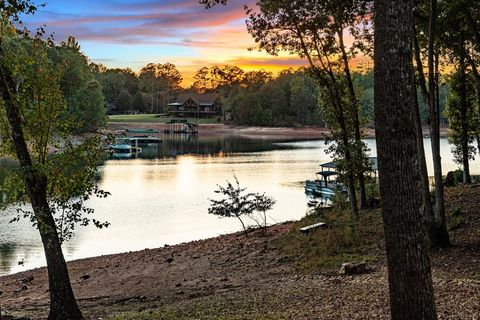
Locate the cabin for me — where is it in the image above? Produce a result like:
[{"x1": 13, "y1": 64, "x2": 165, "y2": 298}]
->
[{"x1": 167, "y1": 93, "x2": 222, "y2": 118}]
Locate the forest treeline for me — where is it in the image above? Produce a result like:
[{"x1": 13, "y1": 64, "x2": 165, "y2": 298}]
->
[{"x1": 47, "y1": 35, "x2": 449, "y2": 130}]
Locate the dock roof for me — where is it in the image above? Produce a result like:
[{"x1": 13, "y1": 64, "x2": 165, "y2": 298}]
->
[{"x1": 320, "y1": 157, "x2": 378, "y2": 171}]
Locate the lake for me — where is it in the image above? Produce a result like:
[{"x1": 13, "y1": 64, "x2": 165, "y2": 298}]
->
[{"x1": 0, "y1": 135, "x2": 477, "y2": 275}]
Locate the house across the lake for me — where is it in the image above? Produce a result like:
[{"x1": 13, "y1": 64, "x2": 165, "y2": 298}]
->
[{"x1": 167, "y1": 93, "x2": 222, "y2": 118}]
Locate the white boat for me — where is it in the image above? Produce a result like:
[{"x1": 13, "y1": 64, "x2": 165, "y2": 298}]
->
[
  {"x1": 305, "y1": 171, "x2": 341, "y2": 198},
  {"x1": 106, "y1": 144, "x2": 141, "y2": 159},
  {"x1": 305, "y1": 157, "x2": 378, "y2": 198}
]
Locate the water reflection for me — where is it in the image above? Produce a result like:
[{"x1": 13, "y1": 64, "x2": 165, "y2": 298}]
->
[
  {"x1": 0, "y1": 136, "x2": 478, "y2": 276},
  {"x1": 0, "y1": 243, "x2": 16, "y2": 272},
  {"x1": 110, "y1": 134, "x2": 300, "y2": 160}
]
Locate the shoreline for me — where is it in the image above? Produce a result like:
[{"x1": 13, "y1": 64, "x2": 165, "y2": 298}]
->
[
  {"x1": 106, "y1": 122, "x2": 448, "y2": 140},
  {"x1": 1, "y1": 185, "x2": 479, "y2": 319},
  {"x1": 0, "y1": 222, "x2": 299, "y2": 319}
]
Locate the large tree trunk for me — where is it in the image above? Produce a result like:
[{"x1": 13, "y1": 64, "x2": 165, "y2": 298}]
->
[
  {"x1": 26, "y1": 172, "x2": 84, "y2": 320},
  {"x1": 0, "y1": 44, "x2": 84, "y2": 320},
  {"x1": 338, "y1": 29, "x2": 367, "y2": 210},
  {"x1": 412, "y1": 6, "x2": 451, "y2": 248},
  {"x1": 374, "y1": 1, "x2": 438, "y2": 319}
]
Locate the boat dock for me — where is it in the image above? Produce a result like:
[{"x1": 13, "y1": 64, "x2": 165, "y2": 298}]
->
[
  {"x1": 164, "y1": 119, "x2": 198, "y2": 134},
  {"x1": 304, "y1": 157, "x2": 378, "y2": 198}
]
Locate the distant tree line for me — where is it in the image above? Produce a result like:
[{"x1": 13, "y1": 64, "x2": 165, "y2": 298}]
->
[
  {"x1": 91, "y1": 62, "x2": 183, "y2": 115},
  {"x1": 190, "y1": 65, "x2": 379, "y2": 127},
  {"x1": 51, "y1": 36, "x2": 455, "y2": 132},
  {"x1": 31, "y1": 32, "x2": 458, "y2": 135}
]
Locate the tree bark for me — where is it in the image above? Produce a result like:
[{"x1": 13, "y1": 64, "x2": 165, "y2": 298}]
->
[
  {"x1": 458, "y1": 40, "x2": 472, "y2": 184},
  {"x1": 374, "y1": 1, "x2": 438, "y2": 319},
  {"x1": 413, "y1": 80, "x2": 436, "y2": 244},
  {"x1": 412, "y1": 9, "x2": 450, "y2": 248},
  {"x1": 428, "y1": 0, "x2": 450, "y2": 247},
  {"x1": 0, "y1": 43, "x2": 84, "y2": 320}
]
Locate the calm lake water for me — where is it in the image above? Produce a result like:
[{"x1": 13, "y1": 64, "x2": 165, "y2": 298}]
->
[{"x1": 0, "y1": 135, "x2": 478, "y2": 275}]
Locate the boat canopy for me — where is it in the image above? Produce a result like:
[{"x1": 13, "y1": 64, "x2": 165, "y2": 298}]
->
[
  {"x1": 316, "y1": 170, "x2": 337, "y2": 177},
  {"x1": 320, "y1": 157, "x2": 378, "y2": 171},
  {"x1": 319, "y1": 161, "x2": 337, "y2": 169}
]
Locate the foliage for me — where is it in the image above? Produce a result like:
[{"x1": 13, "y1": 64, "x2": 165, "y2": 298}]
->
[
  {"x1": 139, "y1": 62, "x2": 183, "y2": 91},
  {"x1": 2, "y1": 138, "x2": 110, "y2": 243},
  {"x1": 107, "y1": 114, "x2": 220, "y2": 124},
  {"x1": 94, "y1": 63, "x2": 182, "y2": 114},
  {"x1": 208, "y1": 176, "x2": 275, "y2": 236},
  {"x1": 444, "y1": 71, "x2": 478, "y2": 165},
  {"x1": 449, "y1": 207, "x2": 466, "y2": 230},
  {"x1": 248, "y1": 193, "x2": 276, "y2": 233},
  {"x1": 192, "y1": 65, "x2": 244, "y2": 94},
  {"x1": 48, "y1": 36, "x2": 107, "y2": 132},
  {"x1": 244, "y1": 0, "x2": 373, "y2": 213},
  {"x1": 225, "y1": 68, "x2": 326, "y2": 126},
  {"x1": 0, "y1": 21, "x2": 109, "y2": 243},
  {"x1": 92, "y1": 61, "x2": 377, "y2": 128},
  {"x1": 132, "y1": 91, "x2": 147, "y2": 113},
  {"x1": 115, "y1": 89, "x2": 133, "y2": 112},
  {"x1": 279, "y1": 207, "x2": 382, "y2": 272},
  {"x1": 290, "y1": 75, "x2": 320, "y2": 125}
]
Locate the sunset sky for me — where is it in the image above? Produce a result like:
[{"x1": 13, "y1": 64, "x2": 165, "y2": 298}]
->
[{"x1": 23, "y1": 0, "x2": 311, "y2": 86}]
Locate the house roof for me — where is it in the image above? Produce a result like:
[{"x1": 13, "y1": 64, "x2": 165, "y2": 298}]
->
[{"x1": 168, "y1": 93, "x2": 219, "y2": 106}]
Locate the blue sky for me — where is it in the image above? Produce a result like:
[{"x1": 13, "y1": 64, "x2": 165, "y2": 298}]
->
[{"x1": 21, "y1": 0, "x2": 307, "y2": 85}]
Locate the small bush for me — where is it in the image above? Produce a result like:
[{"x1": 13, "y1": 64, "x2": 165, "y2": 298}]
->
[{"x1": 449, "y1": 207, "x2": 466, "y2": 230}]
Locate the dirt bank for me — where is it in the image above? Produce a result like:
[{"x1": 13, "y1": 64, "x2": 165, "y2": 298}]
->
[
  {"x1": 107, "y1": 123, "x2": 370, "y2": 140},
  {"x1": 1, "y1": 185, "x2": 479, "y2": 319},
  {"x1": 106, "y1": 122, "x2": 448, "y2": 140}
]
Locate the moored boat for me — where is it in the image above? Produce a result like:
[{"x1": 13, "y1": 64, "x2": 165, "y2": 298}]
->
[{"x1": 105, "y1": 144, "x2": 142, "y2": 159}]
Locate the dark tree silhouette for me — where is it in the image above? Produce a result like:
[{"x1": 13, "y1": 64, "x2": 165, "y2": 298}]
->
[{"x1": 374, "y1": 0, "x2": 438, "y2": 319}]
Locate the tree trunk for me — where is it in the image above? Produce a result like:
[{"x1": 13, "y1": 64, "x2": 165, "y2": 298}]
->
[
  {"x1": 428, "y1": 0, "x2": 450, "y2": 246},
  {"x1": 458, "y1": 41, "x2": 472, "y2": 184},
  {"x1": 296, "y1": 30, "x2": 358, "y2": 216},
  {"x1": 413, "y1": 81, "x2": 436, "y2": 244},
  {"x1": 413, "y1": 5, "x2": 450, "y2": 248},
  {"x1": 374, "y1": 1, "x2": 438, "y2": 319},
  {"x1": 338, "y1": 29, "x2": 367, "y2": 210},
  {"x1": 0, "y1": 44, "x2": 84, "y2": 320},
  {"x1": 28, "y1": 175, "x2": 84, "y2": 320}
]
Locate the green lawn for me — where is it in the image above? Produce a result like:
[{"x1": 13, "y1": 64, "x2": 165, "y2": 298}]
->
[{"x1": 108, "y1": 114, "x2": 223, "y2": 124}]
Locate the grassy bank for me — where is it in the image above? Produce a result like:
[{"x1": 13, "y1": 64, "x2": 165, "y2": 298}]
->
[
  {"x1": 108, "y1": 114, "x2": 222, "y2": 124},
  {"x1": 279, "y1": 206, "x2": 384, "y2": 272}
]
